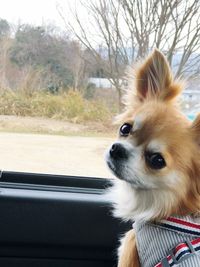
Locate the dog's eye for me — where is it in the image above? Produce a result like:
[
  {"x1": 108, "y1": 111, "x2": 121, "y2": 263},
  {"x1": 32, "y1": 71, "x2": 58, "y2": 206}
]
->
[
  {"x1": 120, "y1": 123, "x2": 132, "y2": 136},
  {"x1": 145, "y1": 152, "x2": 166, "y2": 170}
]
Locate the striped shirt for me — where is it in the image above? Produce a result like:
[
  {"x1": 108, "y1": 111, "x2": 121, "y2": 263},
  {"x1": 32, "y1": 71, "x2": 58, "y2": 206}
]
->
[{"x1": 134, "y1": 216, "x2": 200, "y2": 267}]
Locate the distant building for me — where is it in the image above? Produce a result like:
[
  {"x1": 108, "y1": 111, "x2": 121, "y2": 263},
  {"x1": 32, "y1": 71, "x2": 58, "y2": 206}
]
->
[
  {"x1": 88, "y1": 77, "x2": 200, "y2": 101},
  {"x1": 88, "y1": 77, "x2": 128, "y2": 89},
  {"x1": 88, "y1": 78, "x2": 113, "y2": 89}
]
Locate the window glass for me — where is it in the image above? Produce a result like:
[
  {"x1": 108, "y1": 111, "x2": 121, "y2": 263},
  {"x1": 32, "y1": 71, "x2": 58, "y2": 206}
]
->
[{"x1": 0, "y1": 0, "x2": 198, "y2": 178}]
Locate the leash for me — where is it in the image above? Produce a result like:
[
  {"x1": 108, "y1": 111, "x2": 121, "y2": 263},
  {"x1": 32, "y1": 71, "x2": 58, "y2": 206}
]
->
[{"x1": 154, "y1": 217, "x2": 200, "y2": 267}]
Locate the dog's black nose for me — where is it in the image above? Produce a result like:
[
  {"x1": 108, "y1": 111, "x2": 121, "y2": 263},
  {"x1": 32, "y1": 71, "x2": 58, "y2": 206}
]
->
[{"x1": 110, "y1": 143, "x2": 128, "y2": 160}]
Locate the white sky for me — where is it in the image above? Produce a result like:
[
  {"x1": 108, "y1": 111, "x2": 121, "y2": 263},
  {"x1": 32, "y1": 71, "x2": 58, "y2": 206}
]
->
[{"x1": 0, "y1": 0, "x2": 71, "y2": 29}]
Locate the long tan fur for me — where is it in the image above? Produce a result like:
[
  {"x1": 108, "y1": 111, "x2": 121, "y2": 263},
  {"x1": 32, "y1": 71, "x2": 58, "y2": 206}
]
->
[
  {"x1": 111, "y1": 49, "x2": 200, "y2": 266},
  {"x1": 118, "y1": 230, "x2": 140, "y2": 267}
]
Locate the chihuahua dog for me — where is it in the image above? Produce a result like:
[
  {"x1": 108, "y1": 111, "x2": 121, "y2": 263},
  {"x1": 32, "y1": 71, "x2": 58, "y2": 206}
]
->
[{"x1": 105, "y1": 49, "x2": 200, "y2": 267}]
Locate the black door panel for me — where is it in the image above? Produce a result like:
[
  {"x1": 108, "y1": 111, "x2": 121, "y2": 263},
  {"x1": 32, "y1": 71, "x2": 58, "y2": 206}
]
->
[{"x1": 0, "y1": 172, "x2": 131, "y2": 267}]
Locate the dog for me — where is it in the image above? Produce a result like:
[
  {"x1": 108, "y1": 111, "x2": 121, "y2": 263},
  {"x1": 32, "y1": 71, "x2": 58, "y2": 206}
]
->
[{"x1": 105, "y1": 49, "x2": 200, "y2": 267}]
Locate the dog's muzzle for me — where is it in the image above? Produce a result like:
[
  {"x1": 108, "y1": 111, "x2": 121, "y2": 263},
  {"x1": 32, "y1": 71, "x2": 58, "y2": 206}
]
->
[{"x1": 109, "y1": 143, "x2": 129, "y2": 160}]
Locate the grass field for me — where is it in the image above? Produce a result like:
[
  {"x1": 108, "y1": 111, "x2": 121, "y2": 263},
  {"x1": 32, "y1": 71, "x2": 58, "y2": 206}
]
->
[{"x1": 0, "y1": 89, "x2": 117, "y2": 123}]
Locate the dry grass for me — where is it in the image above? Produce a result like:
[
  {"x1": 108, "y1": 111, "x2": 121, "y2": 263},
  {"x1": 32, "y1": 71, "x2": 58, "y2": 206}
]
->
[{"x1": 0, "y1": 89, "x2": 115, "y2": 124}]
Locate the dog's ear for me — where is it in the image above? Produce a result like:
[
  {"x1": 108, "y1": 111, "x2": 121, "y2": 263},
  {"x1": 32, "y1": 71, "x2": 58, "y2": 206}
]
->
[
  {"x1": 135, "y1": 49, "x2": 183, "y2": 102},
  {"x1": 191, "y1": 114, "x2": 200, "y2": 145}
]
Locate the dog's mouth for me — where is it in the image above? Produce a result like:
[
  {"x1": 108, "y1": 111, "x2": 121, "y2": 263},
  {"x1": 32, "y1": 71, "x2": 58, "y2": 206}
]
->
[
  {"x1": 106, "y1": 158, "x2": 147, "y2": 189},
  {"x1": 106, "y1": 159, "x2": 121, "y2": 177}
]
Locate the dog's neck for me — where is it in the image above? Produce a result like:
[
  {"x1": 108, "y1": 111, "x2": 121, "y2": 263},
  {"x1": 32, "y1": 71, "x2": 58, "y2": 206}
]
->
[{"x1": 108, "y1": 179, "x2": 196, "y2": 223}]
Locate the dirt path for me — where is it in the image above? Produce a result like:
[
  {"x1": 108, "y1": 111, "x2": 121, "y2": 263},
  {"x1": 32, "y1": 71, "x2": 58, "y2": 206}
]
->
[
  {"x1": 0, "y1": 132, "x2": 115, "y2": 178},
  {"x1": 0, "y1": 115, "x2": 116, "y2": 137}
]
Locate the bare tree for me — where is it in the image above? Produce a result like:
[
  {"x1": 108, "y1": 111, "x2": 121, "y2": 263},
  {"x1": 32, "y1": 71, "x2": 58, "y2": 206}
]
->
[
  {"x1": 58, "y1": 0, "x2": 200, "y2": 108},
  {"x1": 66, "y1": 41, "x2": 87, "y2": 90}
]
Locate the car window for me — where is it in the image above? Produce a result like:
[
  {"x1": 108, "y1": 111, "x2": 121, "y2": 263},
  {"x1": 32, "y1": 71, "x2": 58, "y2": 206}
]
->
[{"x1": 0, "y1": 0, "x2": 198, "y2": 179}]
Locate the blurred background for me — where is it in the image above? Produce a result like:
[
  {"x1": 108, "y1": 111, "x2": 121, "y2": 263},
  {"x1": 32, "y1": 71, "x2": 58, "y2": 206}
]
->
[{"x1": 0, "y1": 0, "x2": 198, "y2": 177}]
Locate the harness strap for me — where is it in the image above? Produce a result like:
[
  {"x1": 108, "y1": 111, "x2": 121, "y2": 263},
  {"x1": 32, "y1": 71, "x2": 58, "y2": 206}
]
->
[
  {"x1": 154, "y1": 237, "x2": 200, "y2": 267},
  {"x1": 157, "y1": 217, "x2": 200, "y2": 237},
  {"x1": 154, "y1": 217, "x2": 200, "y2": 267}
]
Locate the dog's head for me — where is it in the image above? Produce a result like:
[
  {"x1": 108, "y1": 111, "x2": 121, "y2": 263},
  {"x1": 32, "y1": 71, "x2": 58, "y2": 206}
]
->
[{"x1": 106, "y1": 49, "x2": 200, "y2": 221}]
